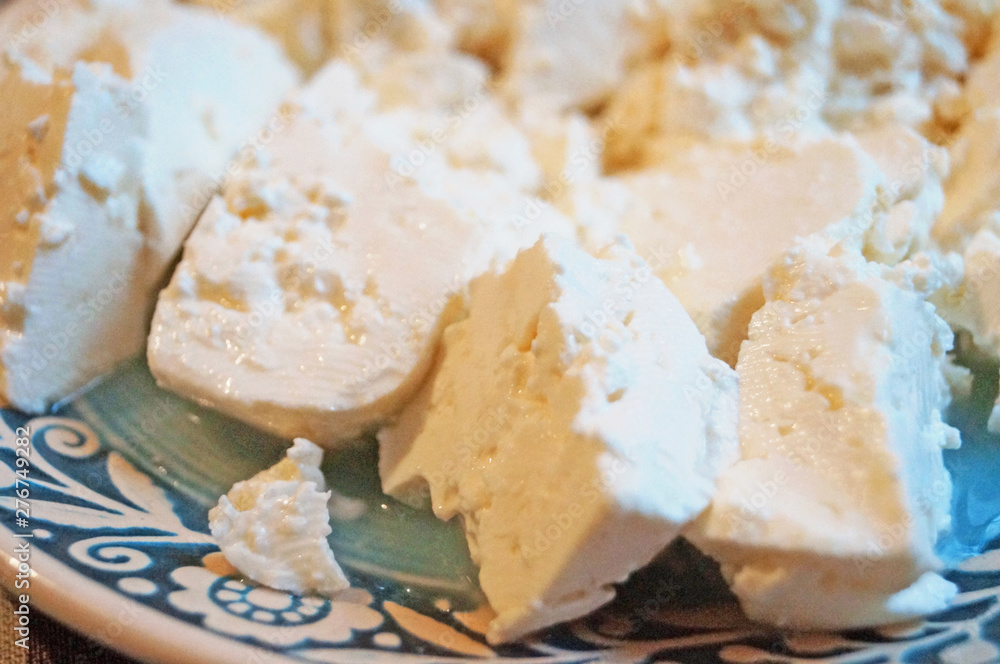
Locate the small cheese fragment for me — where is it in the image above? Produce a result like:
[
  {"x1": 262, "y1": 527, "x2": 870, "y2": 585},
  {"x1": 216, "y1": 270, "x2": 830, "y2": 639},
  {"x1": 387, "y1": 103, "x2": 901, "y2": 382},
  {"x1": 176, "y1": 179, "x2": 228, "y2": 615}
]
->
[
  {"x1": 0, "y1": 1, "x2": 297, "y2": 413},
  {"x1": 149, "y1": 62, "x2": 573, "y2": 445},
  {"x1": 611, "y1": 134, "x2": 943, "y2": 365},
  {"x1": 687, "y1": 236, "x2": 961, "y2": 630},
  {"x1": 379, "y1": 235, "x2": 739, "y2": 643},
  {"x1": 209, "y1": 438, "x2": 349, "y2": 596}
]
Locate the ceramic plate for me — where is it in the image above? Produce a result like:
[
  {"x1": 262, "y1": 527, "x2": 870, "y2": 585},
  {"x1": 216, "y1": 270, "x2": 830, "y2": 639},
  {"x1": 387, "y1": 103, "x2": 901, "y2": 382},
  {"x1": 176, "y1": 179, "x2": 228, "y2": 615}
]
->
[{"x1": 1, "y1": 354, "x2": 999, "y2": 664}]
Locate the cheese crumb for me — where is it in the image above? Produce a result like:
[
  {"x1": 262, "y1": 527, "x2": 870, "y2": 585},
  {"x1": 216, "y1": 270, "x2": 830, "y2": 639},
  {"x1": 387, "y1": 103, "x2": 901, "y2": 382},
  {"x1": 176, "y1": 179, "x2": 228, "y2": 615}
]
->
[{"x1": 209, "y1": 438, "x2": 350, "y2": 597}]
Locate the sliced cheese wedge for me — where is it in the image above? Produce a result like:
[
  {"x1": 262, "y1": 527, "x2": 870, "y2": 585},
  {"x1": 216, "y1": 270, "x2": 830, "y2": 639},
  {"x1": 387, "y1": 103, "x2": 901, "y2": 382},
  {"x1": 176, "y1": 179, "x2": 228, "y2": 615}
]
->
[
  {"x1": 687, "y1": 235, "x2": 961, "y2": 630},
  {"x1": 379, "y1": 235, "x2": 739, "y2": 643}
]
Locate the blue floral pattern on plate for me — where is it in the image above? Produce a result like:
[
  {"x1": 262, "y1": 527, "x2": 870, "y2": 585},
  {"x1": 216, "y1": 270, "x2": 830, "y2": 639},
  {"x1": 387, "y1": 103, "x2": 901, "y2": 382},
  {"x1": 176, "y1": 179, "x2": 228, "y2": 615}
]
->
[{"x1": 0, "y1": 357, "x2": 998, "y2": 663}]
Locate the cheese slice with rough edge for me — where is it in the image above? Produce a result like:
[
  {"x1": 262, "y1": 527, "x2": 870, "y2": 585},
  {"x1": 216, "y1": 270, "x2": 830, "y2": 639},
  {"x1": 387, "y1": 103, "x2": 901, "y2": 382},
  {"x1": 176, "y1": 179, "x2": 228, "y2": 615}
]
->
[
  {"x1": 379, "y1": 235, "x2": 739, "y2": 643},
  {"x1": 687, "y1": 235, "x2": 961, "y2": 630},
  {"x1": 0, "y1": 3, "x2": 297, "y2": 413},
  {"x1": 149, "y1": 64, "x2": 573, "y2": 445}
]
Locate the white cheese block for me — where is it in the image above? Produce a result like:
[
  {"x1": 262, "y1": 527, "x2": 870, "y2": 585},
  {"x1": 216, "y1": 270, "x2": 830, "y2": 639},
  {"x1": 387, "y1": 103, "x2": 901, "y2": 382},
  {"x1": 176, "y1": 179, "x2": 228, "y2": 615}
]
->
[
  {"x1": 148, "y1": 64, "x2": 574, "y2": 445},
  {"x1": 0, "y1": 62, "x2": 149, "y2": 413},
  {"x1": 379, "y1": 235, "x2": 740, "y2": 643},
  {"x1": 687, "y1": 235, "x2": 961, "y2": 630},
  {"x1": 209, "y1": 438, "x2": 350, "y2": 596},
  {"x1": 612, "y1": 134, "x2": 944, "y2": 365},
  {"x1": 0, "y1": 7, "x2": 298, "y2": 413}
]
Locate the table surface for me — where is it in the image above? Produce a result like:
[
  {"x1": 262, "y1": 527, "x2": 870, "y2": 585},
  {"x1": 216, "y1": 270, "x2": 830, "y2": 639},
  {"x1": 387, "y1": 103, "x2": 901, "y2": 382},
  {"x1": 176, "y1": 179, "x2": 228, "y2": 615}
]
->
[{"x1": 0, "y1": 590, "x2": 138, "y2": 664}]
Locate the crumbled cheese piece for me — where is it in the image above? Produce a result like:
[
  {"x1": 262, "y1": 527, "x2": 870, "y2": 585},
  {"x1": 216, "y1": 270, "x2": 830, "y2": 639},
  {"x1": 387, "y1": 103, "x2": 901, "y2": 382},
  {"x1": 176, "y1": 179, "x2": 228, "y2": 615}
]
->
[
  {"x1": 379, "y1": 235, "x2": 739, "y2": 643},
  {"x1": 687, "y1": 236, "x2": 961, "y2": 630},
  {"x1": 938, "y1": 218, "x2": 1000, "y2": 355},
  {"x1": 599, "y1": 0, "x2": 971, "y2": 169},
  {"x1": 209, "y1": 438, "x2": 350, "y2": 596}
]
